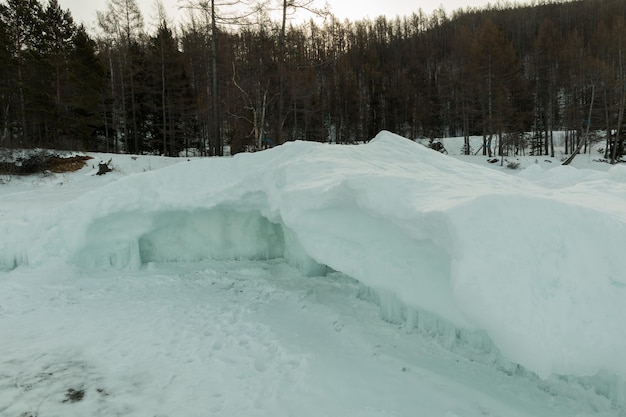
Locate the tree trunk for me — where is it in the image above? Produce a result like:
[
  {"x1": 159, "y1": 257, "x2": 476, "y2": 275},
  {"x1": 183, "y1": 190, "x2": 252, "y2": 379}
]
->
[
  {"x1": 564, "y1": 82, "x2": 595, "y2": 165},
  {"x1": 210, "y1": 0, "x2": 222, "y2": 156},
  {"x1": 161, "y1": 40, "x2": 167, "y2": 155},
  {"x1": 611, "y1": 46, "x2": 625, "y2": 164},
  {"x1": 610, "y1": 93, "x2": 624, "y2": 164},
  {"x1": 604, "y1": 87, "x2": 612, "y2": 160},
  {"x1": 277, "y1": 0, "x2": 287, "y2": 145}
]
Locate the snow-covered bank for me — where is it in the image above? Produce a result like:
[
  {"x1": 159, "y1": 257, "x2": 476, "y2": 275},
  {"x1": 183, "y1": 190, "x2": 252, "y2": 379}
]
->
[
  {"x1": 3, "y1": 260, "x2": 617, "y2": 417},
  {"x1": 2, "y1": 131, "x2": 626, "y2": 404}
]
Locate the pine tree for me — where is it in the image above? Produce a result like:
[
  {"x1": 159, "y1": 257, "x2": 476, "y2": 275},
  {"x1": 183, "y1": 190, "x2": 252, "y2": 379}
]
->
[
  {"x1": 0, "y1": 8, "x2": 13, "y2": 145},
  {"x1": 0, "y1": 0, "x2": 44, "y2": 147},
  {"x1": 67, "y1": 25, "x2": 106, "y2": 150},
  {"x1": 98, "y1": 0, "x2": 144, "y2": 154},
  {"x1": 533, "y1": 18, "x2": 561, "y2": 157},
  {"x1": 41, "y1": 0, "x2": 77, "y2": 146}
]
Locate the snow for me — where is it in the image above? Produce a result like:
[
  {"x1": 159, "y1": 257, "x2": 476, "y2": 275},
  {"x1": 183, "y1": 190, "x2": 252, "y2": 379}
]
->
[{"x1": 1, "y1": 131, "x2": 626, "y2": 416}]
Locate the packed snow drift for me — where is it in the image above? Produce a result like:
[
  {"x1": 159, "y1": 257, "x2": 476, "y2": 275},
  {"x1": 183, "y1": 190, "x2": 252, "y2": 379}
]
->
[{"x1": 2, "y1": 131, "x2": 626, "y2": 413}]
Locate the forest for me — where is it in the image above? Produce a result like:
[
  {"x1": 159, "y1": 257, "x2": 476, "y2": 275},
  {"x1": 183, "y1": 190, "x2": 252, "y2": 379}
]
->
[{"x1": 1, "y1": 0, "x2": 626, "y2": 161}]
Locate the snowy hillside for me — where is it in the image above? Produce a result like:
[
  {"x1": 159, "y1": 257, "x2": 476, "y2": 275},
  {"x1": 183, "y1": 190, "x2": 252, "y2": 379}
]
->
[{"x1": 1, "y1": 131, "x2": 625, "y2": 416}]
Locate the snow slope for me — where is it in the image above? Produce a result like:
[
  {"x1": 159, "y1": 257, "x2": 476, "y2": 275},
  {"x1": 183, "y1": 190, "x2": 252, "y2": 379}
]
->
[
  {"x1": 1, "y1": 131, "x2": 626, "y2": 415},
  {"x1": 4, "y1": 260, "x2": 618, "y2": 417}
]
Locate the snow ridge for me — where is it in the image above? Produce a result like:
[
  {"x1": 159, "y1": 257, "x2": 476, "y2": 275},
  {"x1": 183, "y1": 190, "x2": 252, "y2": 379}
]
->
[{"x1": 2, "y1": 131, "x2": 626, "y2": 406}]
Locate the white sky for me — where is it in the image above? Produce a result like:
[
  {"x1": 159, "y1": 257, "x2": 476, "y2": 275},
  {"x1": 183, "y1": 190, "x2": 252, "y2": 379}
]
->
[{"x1": 57, "y1": 0, "x2": 512, "y2": 30}]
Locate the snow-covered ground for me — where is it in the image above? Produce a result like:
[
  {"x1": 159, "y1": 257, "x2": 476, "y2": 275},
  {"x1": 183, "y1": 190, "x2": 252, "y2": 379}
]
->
[{"x1": 1, "y1": 132, "x2": 625, "y2": 417}]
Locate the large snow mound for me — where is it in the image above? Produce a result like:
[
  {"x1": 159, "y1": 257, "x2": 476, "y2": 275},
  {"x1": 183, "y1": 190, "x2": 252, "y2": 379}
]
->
[{"x1": 2, "y1": 131, "x2": 626, "y2": 383}]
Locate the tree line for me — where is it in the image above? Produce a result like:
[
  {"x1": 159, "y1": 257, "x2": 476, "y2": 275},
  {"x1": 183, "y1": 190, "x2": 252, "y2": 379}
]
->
[{"x1": 1, "y1": 0, "x2": 625, "y2": 162}]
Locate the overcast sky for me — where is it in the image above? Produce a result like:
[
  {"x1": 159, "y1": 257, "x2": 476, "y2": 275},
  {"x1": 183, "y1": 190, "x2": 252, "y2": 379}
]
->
[{"x1": 57, "y1": 0, "x2": 509, "y2": 30}]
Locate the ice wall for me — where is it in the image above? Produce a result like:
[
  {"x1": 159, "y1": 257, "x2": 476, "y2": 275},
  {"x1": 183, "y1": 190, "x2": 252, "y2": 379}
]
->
[{"x1": 2, "y1": 131, "x2": 626, "y2": 395}]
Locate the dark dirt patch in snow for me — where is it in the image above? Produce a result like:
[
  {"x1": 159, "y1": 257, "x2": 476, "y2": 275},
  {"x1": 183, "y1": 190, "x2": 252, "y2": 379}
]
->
[
  {"x1": 0, "y1": 149, "x2": 92, "y2": 175},
  {"x1": 62, "y1": 388, "x2": 85, "y2": 403},
  {"x1": 0, "y1": 355, "x2": 111, "y2": 415},
  {"x1": 48, "y1": 156, "x2": 92, "y2": 173}
]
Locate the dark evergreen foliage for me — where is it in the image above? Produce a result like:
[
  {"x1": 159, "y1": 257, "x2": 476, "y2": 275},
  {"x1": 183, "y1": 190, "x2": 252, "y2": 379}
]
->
[
  {"x1": 0, "y1": 0, "x2": 104, "y2": 150},
  {"x1": 1, "y1": 0, "x2": 626, "y2": 161}
]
